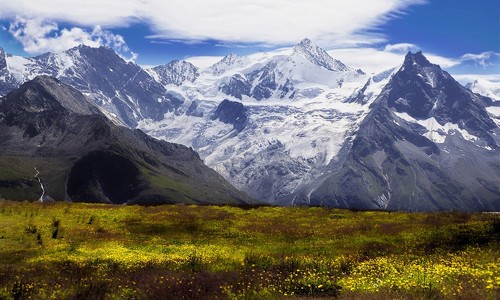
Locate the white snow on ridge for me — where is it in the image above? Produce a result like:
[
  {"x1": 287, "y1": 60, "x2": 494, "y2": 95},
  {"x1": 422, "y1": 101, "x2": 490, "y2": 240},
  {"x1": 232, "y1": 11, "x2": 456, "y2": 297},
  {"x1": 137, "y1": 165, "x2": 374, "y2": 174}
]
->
[
  {"x1": 137, "y1": 42, "x2": 395, "y2": 201},
  {"x1": 5, "y1": 55, "x2": 30, "y2": 82},
  {"x1": 486, "y1": 106, "x2": 500, "y2": 127},
  {"x1": 54, "y1": 52, "x2": 76, "y2": 78},
  {"x1": 394, "y1": 111, "x2": 479, "y2": 143}
]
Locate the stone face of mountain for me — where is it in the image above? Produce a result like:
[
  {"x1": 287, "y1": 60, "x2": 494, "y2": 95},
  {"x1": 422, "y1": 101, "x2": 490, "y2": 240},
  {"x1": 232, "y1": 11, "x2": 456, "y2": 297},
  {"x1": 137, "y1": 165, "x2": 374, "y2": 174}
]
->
[
  {"x1": 290, "y1": 52, "x2": 500, "y2": 211},
  {"x1": 0, "y1": 48, "x2": 17, "y2": 96},
  {"x1": 3, "y1": 45, "x2": 177, "y2": 127},
  {"x1": 150, "y1": 60, "x2": 199, "y2": 86},
  {"x1": 219, "y1": 74, "x2": 252, "y2": 100},
  {"x1": 210, "y1": 99, "x2": 248, "y2": 132},
  {"x1": 0, "y1": 76, "x2": 253, "y2": 205}
]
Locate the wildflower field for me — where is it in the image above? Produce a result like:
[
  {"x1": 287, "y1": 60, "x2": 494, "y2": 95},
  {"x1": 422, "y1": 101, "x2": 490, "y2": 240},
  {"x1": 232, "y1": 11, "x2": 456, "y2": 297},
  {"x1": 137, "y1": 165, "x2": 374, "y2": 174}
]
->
[{"x1": 0, "y1": 200, "x2": 498, "y2": 299}]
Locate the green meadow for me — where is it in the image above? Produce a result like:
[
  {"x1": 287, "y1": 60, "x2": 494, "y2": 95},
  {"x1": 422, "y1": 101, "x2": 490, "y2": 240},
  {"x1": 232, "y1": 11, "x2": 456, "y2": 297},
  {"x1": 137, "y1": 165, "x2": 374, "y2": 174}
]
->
[{"x1": 0, "y1": 200, "x2": 498, "y2": 299}]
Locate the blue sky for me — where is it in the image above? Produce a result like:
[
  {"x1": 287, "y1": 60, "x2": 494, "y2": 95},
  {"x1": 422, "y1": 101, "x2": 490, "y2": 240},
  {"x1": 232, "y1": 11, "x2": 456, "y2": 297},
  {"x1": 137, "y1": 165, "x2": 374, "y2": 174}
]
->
[{"x1": 0, "y1": 0, "x2": 498, "y2": 78}]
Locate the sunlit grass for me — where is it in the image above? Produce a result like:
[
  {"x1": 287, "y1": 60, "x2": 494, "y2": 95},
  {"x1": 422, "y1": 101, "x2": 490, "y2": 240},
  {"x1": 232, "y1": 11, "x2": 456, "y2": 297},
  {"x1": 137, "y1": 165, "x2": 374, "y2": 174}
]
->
[{"x1": 0, "y1": 200, "x2": 498, "y2": 299}]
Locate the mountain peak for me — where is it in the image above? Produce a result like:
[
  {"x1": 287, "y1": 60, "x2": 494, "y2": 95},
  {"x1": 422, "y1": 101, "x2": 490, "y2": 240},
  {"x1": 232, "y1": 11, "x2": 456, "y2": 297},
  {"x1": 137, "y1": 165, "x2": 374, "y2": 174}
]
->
[
  {"x1": 4, "y1": 75, "x2": 99, "y2": 115},
  {"x1": 293, "y1": 38, "x2": 321, "y2": 54},
  {"x1": 220, "y1": 53, "x2": 240, "y2": 64},
  {"x1": 210, "y1": 53, "x2": 245, "y2": 75},
  {"x1": 152, "y1": 60, "x2": 199, "y2": 86},
  {"x1": 293, "y1": 38, "x2": 351, "y2": 72},
  {"x1": 403, "y1": 51, "x2": 432, "y2": 67},
  {"x1": 297, "y1": 38, "x2": 314, "y2": 48}
]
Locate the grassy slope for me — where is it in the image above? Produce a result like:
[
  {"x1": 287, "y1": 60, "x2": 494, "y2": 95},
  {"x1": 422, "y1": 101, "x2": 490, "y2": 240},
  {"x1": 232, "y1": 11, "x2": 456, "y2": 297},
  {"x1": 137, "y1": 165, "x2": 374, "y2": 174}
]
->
[
  {"x1": 0, "y1": 201, "x2": 498, "y2": 299},
  {"x1": 0, "y1": 154, "x2": 251, "y2": 205}
]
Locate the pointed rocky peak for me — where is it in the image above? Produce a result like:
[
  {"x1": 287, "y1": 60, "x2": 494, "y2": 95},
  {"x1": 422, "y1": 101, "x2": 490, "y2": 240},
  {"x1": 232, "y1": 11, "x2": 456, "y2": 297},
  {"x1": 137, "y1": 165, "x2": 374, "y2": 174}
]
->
[
  {"x1": 403, "y1": 51, "x2": 432, "y2": 68},
  {"x1": 383, "y1": 52, "x2": 498, "y2": 147},
  {"x1": 220, "y1": 53, "x2": 240, "y2": 64},
  {"x1": 210, "y1": 53, "x2": 245, "y2": 75},
  {"x1": 152, "y1": 60, "x2": 199, "y2": 86},
  {"x1": 3, "y1": 75, "x2": 99, "y2": 115},
  {"x1": 388, "y1": 51, "x2": 449, "y2": 102},
  {"x1": 293, "y1": 38, "x2": 351, "y2": 72},
  {"x1": 67, "y1": 44, "x2": 123, "y2": 64},
  {"x1": 295, "y1": 38, "x2": 315, "y2": 50},
  {"x1": 164, "y1": 60, "x2": 199, "y2": 76}
]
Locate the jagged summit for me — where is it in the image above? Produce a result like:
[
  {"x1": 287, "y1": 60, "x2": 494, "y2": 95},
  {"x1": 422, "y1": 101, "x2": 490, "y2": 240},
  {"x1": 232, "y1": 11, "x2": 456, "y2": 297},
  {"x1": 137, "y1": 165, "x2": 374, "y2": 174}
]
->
[
  {"x1": 294, "y1": 38, "x2": 315, "y2": 50},
  {"x1": 209, "y1": 53, "x2": 246, "y2": 75},
  {"x1": 385, "y1": 52, "x2": 497, "y2": 142},
  {"x1": 403, "y1": 51, "x2": 432, "y2": 68},
  {"x1": 220, "y1": 53, "x2": 240, "y2": 63},
  {"x1": 151, "y1": 60, "x2": 199, "y2": 86},
  {"x1": 293, "y1": 38, "x2": 351, "y2": 72}
]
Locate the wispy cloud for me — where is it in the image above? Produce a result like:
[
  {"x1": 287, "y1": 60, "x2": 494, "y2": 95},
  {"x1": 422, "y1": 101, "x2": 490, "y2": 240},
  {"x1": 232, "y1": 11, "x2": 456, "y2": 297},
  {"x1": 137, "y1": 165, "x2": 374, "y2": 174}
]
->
[
  {"x1": 327, "y1": 43, "x2": 460, "y2": 74},
  {"x1": 0, "y1": 0, "x2": 427, "y2": 48},
  {"x1": 452, "y1": 74, "x2": 500, "y2": 85},
  {"x1": 8, "y1": 17, "x2": 137, "y2": 61},
  {"x1": 383, "y1": 43, "x2": 419, "y2": 54},
  {"x1": 328, "y1": 44, "x2": 499, "y2": 79},
  {"x1": 460, "y1": 51, "x2": 499, "y2": 68}
]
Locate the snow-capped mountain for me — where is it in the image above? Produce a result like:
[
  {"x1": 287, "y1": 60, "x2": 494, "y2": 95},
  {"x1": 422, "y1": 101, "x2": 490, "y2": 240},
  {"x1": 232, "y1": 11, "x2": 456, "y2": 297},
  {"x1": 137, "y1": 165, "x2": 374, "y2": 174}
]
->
[
  {"x1": 216, "y1": 39, "x2": 364, "y2": 101},
  {"x1": 133, "y1": 39, "x2": 378, "y2": 202},
  {"x1": 465, "y1": 78, "x2": 500, "y2": 101},
  {"x1": 289, "y1": 52, "x2": 500, "y2": 211},
  {"x1": 293, "y1": 38, "x2": 355, "y2": 72},
  {"x1": 209, "y1": 53, "x2": 250, "y2": 76},
  {"x1": 2, "y1": 45, "x2": 178, "y2": 127},
  {"x1": 148, "y1": 60, "x2": 199, "y2": 86},
  {"x1": 0, "y1": 40, "x2": 498, "y2": 211}
]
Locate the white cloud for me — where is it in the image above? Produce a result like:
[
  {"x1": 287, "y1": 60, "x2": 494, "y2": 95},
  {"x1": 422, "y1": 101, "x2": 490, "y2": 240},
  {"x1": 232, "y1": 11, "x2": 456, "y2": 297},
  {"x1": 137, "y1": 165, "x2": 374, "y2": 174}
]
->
[
  {"x1": 8, "y1": 17, "x2": 137, "y2": 61},
  {"x1": 460, "y1": 51, "x2": 499, "y2": 68},
  {"x1": 328, "y1": 43, "x2": 460, "y2": 74},
  {"x1": 384, "y1": 43, "x2": 419, "y2": 54},
  {"x1": 452, "y1": 74, "x2": 500, "y2": 85},
  {"x1": 327, "y1": 44, "x2": 460, "y2": 74},
  {"x1": 0, "y1": 0, "x2": 427, "y2": 47},
  {"x1": 425, "y1": 54, "x2": 461, "y2": 68},
  {"x1": 328, "y1": 47, "x2": 404, "y2": 74}
]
